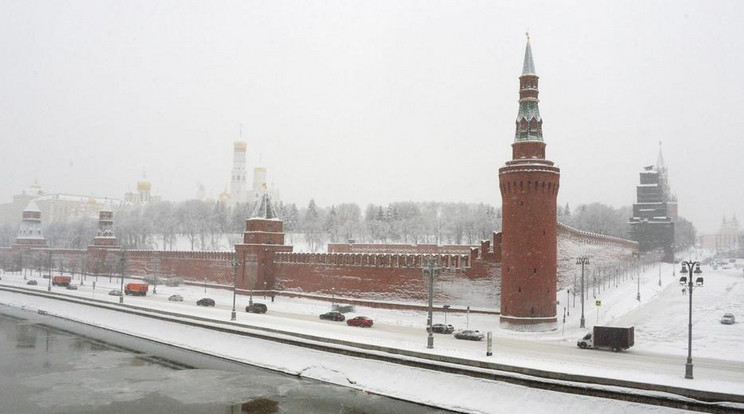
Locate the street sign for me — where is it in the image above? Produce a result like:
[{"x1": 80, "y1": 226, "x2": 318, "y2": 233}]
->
[{"x1": 595, "y1": 300, "x2": 602, "y2": 306}]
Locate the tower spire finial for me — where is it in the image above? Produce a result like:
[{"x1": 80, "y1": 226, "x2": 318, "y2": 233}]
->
[{"x1": 526, "y1": 31, "x2": 530, "y2": 43}]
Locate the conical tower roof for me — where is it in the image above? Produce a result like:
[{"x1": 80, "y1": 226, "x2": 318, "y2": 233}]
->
[
  {"x1": 514, "y1": 34, "x2": 543, "y2": 143},
  {"x1": 251, "y1": 189, "x2": 278, "y2": 219},
  {"x1": 522, "y1": 35, "x2": 536, "y2": 75}
]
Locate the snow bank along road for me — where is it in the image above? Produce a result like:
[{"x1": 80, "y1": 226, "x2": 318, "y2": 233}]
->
[{"x1": 0, "y1": 280, "x2": 742, "y2": 413}]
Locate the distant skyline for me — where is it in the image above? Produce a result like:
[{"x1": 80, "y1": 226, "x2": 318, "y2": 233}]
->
[{"x1": 2, "y1": 1, "x2": 743, "y2": 233}]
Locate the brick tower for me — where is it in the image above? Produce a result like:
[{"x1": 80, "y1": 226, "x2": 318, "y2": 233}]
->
[
  {"x1": 234, "y1": 189, "x2": 292, "y2": 290},
  {"x1": 499, "y1": 37, "x2": 560, "y2": 327}
]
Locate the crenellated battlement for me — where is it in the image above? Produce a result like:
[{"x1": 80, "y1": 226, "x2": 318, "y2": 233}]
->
[
  {"x1": 125, "y1": 250, "x2": 236, "y2": 261},
  {"x1": 274, "y1": 252, "x2": 470, "y2": 269},
  {"x1": 557, "y1": 222, "x2": 639, "y2": 250}
]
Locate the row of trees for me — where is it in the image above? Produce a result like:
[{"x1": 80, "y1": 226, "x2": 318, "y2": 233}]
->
[{"x1": 0, "y1": 199, "x2": 692, "y2": 252}]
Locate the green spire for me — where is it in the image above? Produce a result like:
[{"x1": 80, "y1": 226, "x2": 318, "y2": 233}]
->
[
  {"x1": 514, "y1": 34, "x2": 543, "y2": 143},
  {"x1": 522, "y1": 34, "x2": 536, "y2": 75}
]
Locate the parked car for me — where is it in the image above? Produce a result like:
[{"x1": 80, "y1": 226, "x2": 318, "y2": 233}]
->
[
  {"x1": 108, "y1": 289, "x2": 122, "y2": 296},
  {"x1": 427, "y1": 323, "x2": 454, "y2": 334},
  {"x1": 26, "y1": 280, "x2": 38, "y2": 285},
  {"x1": 346, "y1": 316, "x2": 373, "y2": 327},
  {"x1": 42, "y1": 274, "x2": 51, "y2": 279},
  {"x1": 66, "y1": 285, "x2": 78, "y2": 290},
  {"x1": 454, "y1": 330, "x2": 485, "y2": 341},
  {"x1": 197, "y1": 298, "x2": 215, "y2": 307},
  {"x1": 320, "y1": 311, "x2": 345, "y2": 321},
  {"x1": 721, "y1": 313, "x2": 736, "y2": 325},
  {"x1": 246, "y1": 303, "x2": 268, "y2": 313},
  {"x1": 168, "y1": 294, "x2": 184, "y2": 302}
]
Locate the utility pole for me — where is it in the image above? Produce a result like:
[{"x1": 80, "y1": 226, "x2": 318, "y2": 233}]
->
[
  {"x1": 422, "y1": 256, "x2": 441, "y2": 350},
  {"x1": 576, "y1": 257, "x2": 589, "y2": 329}
]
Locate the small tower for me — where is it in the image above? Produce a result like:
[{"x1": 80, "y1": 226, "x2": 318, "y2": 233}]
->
[
  {"x1": 230, "y1": 141, "x2": 248, "y2": 207},
  {"x1": 13, "y1": 201, "x2": 49, "y2": 248},
  {"x1": 234, "y1": 187, "x2": 292, "y2": 290},
  {"x1": 498, "y1": 36, "x2": 560, "y2": 327},
  {"x1": 92, "y1": 210, "x2": 118, "y2": 247}
]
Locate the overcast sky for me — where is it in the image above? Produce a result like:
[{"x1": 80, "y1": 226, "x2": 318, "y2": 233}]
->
[{"x1": 1, "y1": 0, "x2": 743, "y2": 233}]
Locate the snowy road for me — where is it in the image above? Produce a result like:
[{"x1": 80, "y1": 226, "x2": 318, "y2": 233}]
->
[{"x1": 1, "y1": 262, "x2": 743, "y2": 398}]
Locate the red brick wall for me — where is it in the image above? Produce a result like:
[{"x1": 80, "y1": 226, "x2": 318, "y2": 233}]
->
[{"x1": 499, "y1": 156, "x2": 561, "y2": 323}]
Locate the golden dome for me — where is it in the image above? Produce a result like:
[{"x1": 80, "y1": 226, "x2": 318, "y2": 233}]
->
[{"x1": 137, "y1": 181, "x2": 151, "y2": 191}]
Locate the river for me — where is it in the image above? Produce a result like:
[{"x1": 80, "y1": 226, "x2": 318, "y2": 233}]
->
[{"x1": 0, "y1": 311, "x2": 450, "y2": 414}]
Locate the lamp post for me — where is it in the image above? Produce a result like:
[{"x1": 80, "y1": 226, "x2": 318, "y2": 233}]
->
[
  {"x1": 633, "y1": 251, "x2": 641, "y2": 301},
  {"x1": 658, "y1": 263, "x2": 662, "y2": 287},
  {"x1": 331, "y1": 287, "x2": 335, "y2": 310},
  {"x1": 47, "y1": 249, "x2": 53, "y2": 292},
  {"x1": 119, "y1": 250, "x2": 127, "y2": 304},
  {"x1": 680, "y1": 260, "x2": 703, "y2": 379},
  {"x1": 422, "y1": 256, "x2": 440, "y2": 349},
  {"x1": 576, "y1": 257, "x2": 589, "y2": 329},
  {"x1": 231, "y1": 259, "x2": 239, "y2": 321},
  {"x1": 566, "y1": 289, "x2": 570, "y2": 316}
]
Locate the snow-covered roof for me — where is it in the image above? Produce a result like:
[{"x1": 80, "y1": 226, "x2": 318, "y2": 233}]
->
[{"x1": 23, "y1": 200, "x2": 41, "y2": 212}]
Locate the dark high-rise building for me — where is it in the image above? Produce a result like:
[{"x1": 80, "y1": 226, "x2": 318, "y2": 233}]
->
[{"x1": 629, "y1": 145, "x2": 676, "y2": 262}]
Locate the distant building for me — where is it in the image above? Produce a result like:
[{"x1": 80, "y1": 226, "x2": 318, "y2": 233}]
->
[
  {"x1": 628, "y1": 145, "x2": 676, "y2": 261},
  {"x1": 0, "y1": 181, "x2": 124, "y2": 229},
  {"x1": 229, "y1": 141, "x2": 248, "y2": 207},
  {"x1": 124, "y1": 179, "x2": 160, "y2": 205},
  {"x1": 225, "y1": 140, "x2": 280, "y2": 208}
]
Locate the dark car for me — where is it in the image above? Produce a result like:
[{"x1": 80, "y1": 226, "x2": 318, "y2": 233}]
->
[
  {"x1": 108, "y1": 289, "x2": 122, "y2": 296},
  {"x1": 66, "y1": 285, "x2": 78, "y2": 290},
  {"x1": 26, "y1": 280, "x2": 38, "y2": 285},
  {"x1": 197, "y1": 298, "x2": 215, "y2": 307},
  {"x1": 246, "y1": 303, "x2": 267, "y2": 313},
  {"x1": 721, "y1": 313, "x2": 735, "y2": 325},
  {"x1": 42, "y1": 274, "x2": 51, "y2": 279},
  {"x1": 427, "y1": 323, "x2": 455, "y2": 334},
  {"x1": 320, "y1": 311, "x2": 345, "y2": 321},
  {"x1": 346, "y1": 316, "x2": 373, "y2": 327},
  {"x1": 454, "y1": 330, "x2": 485, "y2": 341}
]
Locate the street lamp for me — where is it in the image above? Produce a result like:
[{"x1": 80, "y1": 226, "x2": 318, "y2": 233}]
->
[
  {"x1": 576, "y1": 257, "x2": 589, "y2": 329},
  {"x1": 47, "y1": 249, "x2": 53, "y2": 292},
  {"x1": 679, "y1": 260, "x2": 703, "y2": 379},
  {"x1": 422, "y1": 256, "x2": 441, "y2": 349},
  {"x1": 119, "y1": 251, "x2": 127, "y2": 304},
  {"x1": 231, "y1": 259, "x2": 239, "y2": 321},
  {"x1": 633, "y1": 251, "x2": 641, "y2": 301},
  {"x1": 658, "y1": 263, "x2": 662, "y2": 287},
  {"x1": 331, "y1": 287, "x2": 335, "y2": 310}
]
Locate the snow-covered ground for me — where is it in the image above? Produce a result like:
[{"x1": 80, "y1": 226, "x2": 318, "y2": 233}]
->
[{"x1": 1, "y1": 255, "x2": 743, "y2": 413}]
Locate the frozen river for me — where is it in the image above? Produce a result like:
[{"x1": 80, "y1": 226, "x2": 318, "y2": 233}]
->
[{"x1": 0, "y1": 311, "x2": 449, "y2": 414}]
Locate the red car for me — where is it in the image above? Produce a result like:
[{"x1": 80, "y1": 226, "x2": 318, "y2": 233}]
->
[{"x1": 346, "y1": 316, "x2": 373, "y2": 327}]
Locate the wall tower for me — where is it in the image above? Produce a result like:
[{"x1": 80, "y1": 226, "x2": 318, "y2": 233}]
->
[
  {"x1": 13, "y1": 201, "x2": 49, "y2": 248},
  {"x1": 498, "y1": 37, "x2": 560, "y2": 327},
  {"x1": 234, "y1": 188, "x2": 293, "y2": 290}
]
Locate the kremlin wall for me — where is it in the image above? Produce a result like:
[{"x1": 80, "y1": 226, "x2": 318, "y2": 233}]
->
[{"x1": 0, "y1": 202, "x2": 636, "y2": 309}]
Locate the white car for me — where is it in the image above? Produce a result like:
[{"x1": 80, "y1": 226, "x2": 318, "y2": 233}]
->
[
  {"x1": 168, "y1": 294, "x2": 184, "y2": 302},
  {"x1": 721, "y1": 313, "x2": 735, "y2": 325}
]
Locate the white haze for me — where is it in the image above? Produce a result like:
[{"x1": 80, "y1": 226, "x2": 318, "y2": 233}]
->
[{"x1": 1, "y1": 0, "x2": 743, "y2": 233}]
